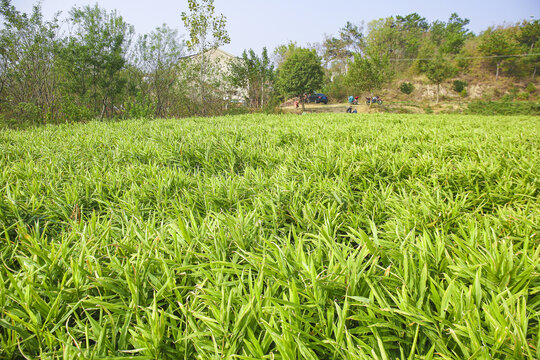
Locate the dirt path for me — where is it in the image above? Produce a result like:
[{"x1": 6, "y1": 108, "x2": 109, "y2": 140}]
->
[{"x1": 281, "y1": 101, "x2": 465, "y2": 114}]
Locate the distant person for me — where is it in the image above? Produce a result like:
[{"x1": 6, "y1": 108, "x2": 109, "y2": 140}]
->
[
  {"x1": 352, "y1": 109, "x2": 357, "y2": 113},
  {"x1": 295, "y1": 100, "x2": 299, "y2": 109},
  {"x1": 346, "y1": 106, "x2": 352, "y2": 113}
]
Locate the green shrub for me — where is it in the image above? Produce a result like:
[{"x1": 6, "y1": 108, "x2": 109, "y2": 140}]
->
[
  {"x1": 15, "y1": 102, "x2": 44, "y2": 124},
  {"x1": 60, "y1": 97, "x2": 95, "y2": 122},
  {"x1": 509, "y1": 87, "x2": 519, "y2": 98},
  {"x1": 517, "y1": 92, "x2": 530, "y2": 100},
  {"x1": 526, "y1": 83, "x2": 537, "y2": 94},
  {"x1": 465, "y1": 100, "x2": 540, "y2": 115},
  {"x1": 124, "y1": 92, "x2": 155, "y2": 119},
  {"x1": 425, "y1": 106, "x2": 433, "y2": 114},
  {"x1": 322, "y1": 74, "x2": 350, "y2": 102},
  {"x1": 225, "y1": 105, "x2": 251, "y2": 115},
  {"x1": 399, "y1": 82, "x2": 415, "y2": 95},
  {"x1": 500, "y1": 94, "x2": 514, "y2": 102},
  {"x1": 481, "y1": 88, "x2": 501, "y2": 101},
  {"x1": 459, "y1": 89, "x2": 468, "y2": 98},
  {"x1": 452, "y1": 80, "x2": 468, "y2": 94}
]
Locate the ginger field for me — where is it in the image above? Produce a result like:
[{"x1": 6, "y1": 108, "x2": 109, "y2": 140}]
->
[{"x1": 0, "y1": 113, "x2": 539, "y2": 359}]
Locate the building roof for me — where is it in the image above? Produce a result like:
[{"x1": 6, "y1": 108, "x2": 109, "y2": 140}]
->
[{"x1": 179, "y1": 48, "x2": 239, "y2": 61}]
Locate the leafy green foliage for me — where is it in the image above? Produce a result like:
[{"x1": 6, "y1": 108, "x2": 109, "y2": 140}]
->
[
  {"x1": 399, "y1": 82, "x2": 415, "y2": 94},
  {"x1": 229, "y1": 47, "x2": 274, "y2": 108},
  {"x1": 181, "y1": 0, "x2": 230, "y2": 115},
  {"x1": 58, "y1": 4, "x2": 134, "y2": 118},
  {"x1": 429, "y1": 13, "x2": 472, "y2": 54},
  {"x1": 322, "y1": 22, "x2": 364, "y2": 74},
  {"x1": 518, "y1": 19, "x2": 540, "y2": 78},
  {"x1": 345, "y1": 51, "x2": 393, "y2": 96},
  {"x1": 181, "y1": 0, "x2": 229, "y2": 53},
  {"x1": 272, "y1": 41, "x2": 300, "y2": 67},
  {"x1": 132, "y1": 24, "x2": 185, "y2": 118},
  {"x1": 452, "y1": 79, "x2": 468, "y2": 93},
  {"x1": 0, "y1": 114, "x2": 538, "y2": 359},
  {"x1": 465, "y1": 100, "x2": 540, "y2": 115},
  {"x1": 322, "y1": 73, "x2": 350, "y2": 102},
  {"x1": 277, "y1": 48, "x2": 324, "y2": 100},
  {"x1": 421, "y1": 54, "x2": 457, "y2": 102},
  {"x1": 0, "y1": 0, "x2": 59, "y2": 123},
  {"x1": 479, "y1": 26, "x2": 524, "y2": 80}
]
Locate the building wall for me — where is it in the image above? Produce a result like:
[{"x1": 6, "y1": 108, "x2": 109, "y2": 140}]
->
[{"x1": 181, "y1": 48, "x2": 248, "y2": 103}]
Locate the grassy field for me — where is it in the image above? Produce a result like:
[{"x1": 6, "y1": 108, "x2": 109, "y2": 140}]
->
[{"x1": 0, "y1": 113, "x2": 538, "y2": 359}]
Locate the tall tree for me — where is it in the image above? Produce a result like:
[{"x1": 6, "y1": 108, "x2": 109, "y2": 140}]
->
[
  {"x1": 422, "y1": 54, "x2": 457, "y2": 102},
  {"x1": 395, "y1": 13, "x2": 429, "y2": 59},
  {"x1": 322, "y1": 35, "x2": 351, "y2": 73},
  {"x1": 0, "y1": 0, "x2": 59, "y2": 123},
  {"x1": 133, "y1": 24, "x2": 185, "y2": 117},
  {"x1": 478, "y1": 26, "x2": 523, "y2": 80},
  {"x1": 59, "y1": 4, "x2": 134, "y2": 118},
  {"x1": 229, "y1": 47, "x2": 274, "y2": 108},
  {"x1": 365, "y1": 15, "x2": 429, "y2": 74},
  {"x1": 345, "y1": 49, "x2": 393, "y2": 100},
  {"x1": 181, "y1": 0, "x2": 230, "y2": 115},
  {"x1": 339, "y1": 22, "x2": 365, "y2": 54},
  {"x1": 277, "y1": 48, "x2": 323, "y2": 110},
  {"x1": 519, "y1": 20, "x2": 540, "y2": 79},
  {"x1": 273, "y1": 41, "x2": 299, "y2": 67},
  {"x1": 430, "y1": 13, "x2": 472, "y2": 55},
  {"x1": 322, "y1": 22, "x2": 364, "y2": 73},
  {"x1": 365, "y1": 17, "x2": 400, "y2": 58}
]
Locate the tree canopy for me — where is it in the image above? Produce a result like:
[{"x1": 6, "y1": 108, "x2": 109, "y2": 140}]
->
[
  {"x1": 277, "y1": 48, "x2": 324, "y2": 105},
  {"x1": 345, "y1": 51, "x2": 393, "y2": 96}
]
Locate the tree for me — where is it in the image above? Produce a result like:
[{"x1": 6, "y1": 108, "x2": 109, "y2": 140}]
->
[
  {"x1": 339, "y1": 22, "x2": 365, "y2": 54},
  {"x1": 430, "y1": 13, "x2": 472, "y2": 55},
  {"x1": 58, "y1": 4, "x2": 134, "y2": 118},
  {"x1": 395, "y1": 13, "x2": 429, "y2": 59},
  {"x1": 181, "y1": 0, "x2": 230, "y2": 115},
  {"x1": 365, "y1": 17, "x2": 400, "y2": 58},
  {"x1": 277, "y1": 48, "x2": 323, "y2": 110},
  {"x1": 273, "y1": 41, "x2": 299, "y2": 67},
  {"x1": 229, "y1": 47, "x2": 274, "y2": 108},
  {"x1": 365, "y1": 15, "x2": 429, "y2": 74},
  {"x1": 0, "y1": 0, "x2": 60, "y2": 123},
  {"x1": 133, "y1": 24, "x2": 185, "y2": 117},
  {"x1": 422, "y1": 54, "x2": 457, "y2": 102},
  {"x1": 478, "y1": 26, "x2": 522, "y2": 80},
  {"x1": 322, "y1": 35, "x2": 351, "y2": 73},
  {"x1": 345, "y1": 50, "x2": 393, "y2": 100},
  {"x1": 322, "y1": 22, "x2": 364, "y2": 74},
  {"x1": 518, "y1": 20, "x2": 540, "y2": 79}
]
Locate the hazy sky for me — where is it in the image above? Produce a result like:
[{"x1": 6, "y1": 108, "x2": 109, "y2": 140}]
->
[{"x1": 11, "y1": 0, "x2": 540, "y2": 55}]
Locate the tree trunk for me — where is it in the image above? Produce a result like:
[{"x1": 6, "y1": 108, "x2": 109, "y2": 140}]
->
[
  {"x1": 531, "y1": 43, "x2": 536, "y2": 81},
  {"x1": 100, "y1": 103, "x2": 106, "y2": 119},
  {"x1": 199, "y1": 47, "x2": 206, "y2": 116},
  {"x1": 436, "y1": 83, "x2": 439, "y2": 103},
  {"x1": 261, "y1": 82, "x2": 264, "y2": 108},
  {"x1": 495, "y1": 62, "x2": 500, "y2": 81}
]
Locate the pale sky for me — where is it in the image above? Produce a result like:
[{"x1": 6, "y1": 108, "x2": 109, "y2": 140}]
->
[{"x1": 11, "y1": 0, "x2": 540, "y2": 55}]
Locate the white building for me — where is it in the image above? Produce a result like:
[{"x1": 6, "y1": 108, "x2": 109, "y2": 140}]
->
[{"x1": 180, "y1": 48, "x2": 247, "y2": 104}]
